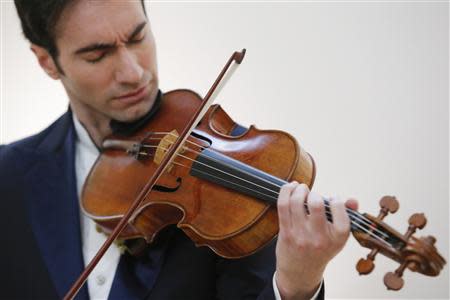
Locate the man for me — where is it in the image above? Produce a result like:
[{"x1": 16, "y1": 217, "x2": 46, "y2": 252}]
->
[{"x1": 1, "y1": 1, "x2": 357, "y2": 299}]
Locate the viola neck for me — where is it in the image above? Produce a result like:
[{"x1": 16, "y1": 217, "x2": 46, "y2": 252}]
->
[
  {"x1": 190, "y1": 148, "x2": 361, "y2": 230},
  {"x1": 190, "y1": 147, "x2": 409, "y2": 252}
]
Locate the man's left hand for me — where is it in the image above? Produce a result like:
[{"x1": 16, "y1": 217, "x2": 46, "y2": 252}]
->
[{"x1": 275, "y1": 182, "x2": 358, "y2": 300}]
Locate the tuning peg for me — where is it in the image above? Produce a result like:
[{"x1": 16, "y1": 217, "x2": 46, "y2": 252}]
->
[
  {"x1": 384, "y1": 261, "x2": 409, "y2": 290},
  {"x1": 377, "y1": 196, "x2": 399, "y2": 220},
  {"x1": 409, "y1": 213, "x2": 427, "y2": 229},
  {"x1": 356, "y1": 248, "x2": 378, "y2": 275},
  {"x1": 404, "y1": 213, "x2": 427, "y2": 240}
]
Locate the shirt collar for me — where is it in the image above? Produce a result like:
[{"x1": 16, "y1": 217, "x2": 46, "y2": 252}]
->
[{"x1": 72, "y1": 113, "x2": 99, "y2": 155}]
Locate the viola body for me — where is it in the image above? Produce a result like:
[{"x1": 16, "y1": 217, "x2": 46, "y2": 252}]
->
[{"x1": 81, "y1": 89, "x2": 316, "y2": 258}]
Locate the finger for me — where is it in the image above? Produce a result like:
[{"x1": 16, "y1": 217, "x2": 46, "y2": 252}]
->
[
  {"x1": 306, "y1": 191, "x2": 327, "y2": 234},
  {"x1": 345, "y1": 198, "x2": 358, "y2": 211},
  {"x1": 329, "y1": 196, "x2": 351, "y2": 242},
  {"x1": 277, "y1": 181, "x2": 298, "y2": 231},
  {"x1": 290, "y1": 183, "x2": 309, "y2": 230}
]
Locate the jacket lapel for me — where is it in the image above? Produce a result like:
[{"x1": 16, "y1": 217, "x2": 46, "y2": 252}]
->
[
  {"x1": 23, "y1": 110, "x2": 172, "y2": 300},
  {"x1": 23, "y1": 112, "x2": 89, "y2": 300},
  {"x1": 108, "y1": 228, "x2": 175, "y2": 300}
]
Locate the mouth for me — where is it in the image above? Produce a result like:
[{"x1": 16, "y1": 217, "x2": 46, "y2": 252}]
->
[{"x1": 115, "y1": 85, "x2": 149, "y2": 105}]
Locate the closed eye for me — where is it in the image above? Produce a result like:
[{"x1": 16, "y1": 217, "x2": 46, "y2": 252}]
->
[
  {"x1": 86, "y1": 52, "x2": 108, "y2": 64},
  {"x1": 128, "y1": 33, "x2": 146, "y2": 45}
]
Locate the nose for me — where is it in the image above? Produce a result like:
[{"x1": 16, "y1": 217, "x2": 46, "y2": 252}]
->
[{"x1": 114, "y1": 47, "x2": 144, "y2": 85}]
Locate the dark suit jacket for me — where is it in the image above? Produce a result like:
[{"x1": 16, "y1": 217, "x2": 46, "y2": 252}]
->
[{"x1": 0, "y1": 111, "x2": 324, "y2": 300}]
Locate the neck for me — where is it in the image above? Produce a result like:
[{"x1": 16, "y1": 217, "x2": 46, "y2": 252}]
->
[
  {"x1": 190, "y1": 148, "x2": 399, "y2": 247},
  {"x1": 69, "y1": 102, "x2": 112, "y2": 148}
]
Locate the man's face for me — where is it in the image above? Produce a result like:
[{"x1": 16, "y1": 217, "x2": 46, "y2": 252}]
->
[{"x1": 54, "y1": 0, "x2": 158, "y2": 122}]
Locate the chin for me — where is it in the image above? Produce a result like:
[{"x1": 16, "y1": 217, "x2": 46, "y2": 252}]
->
[
  {"x1": 109, "y1": 87, "x2": 158, "y2": 122},
  {"x1": 114, "y1": 101, "x2": 152, "y2": 122}
]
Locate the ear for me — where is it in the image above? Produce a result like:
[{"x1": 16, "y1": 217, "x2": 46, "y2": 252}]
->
[{"x1": 30, "y1": 44, "x2": 61, "y2": 80}]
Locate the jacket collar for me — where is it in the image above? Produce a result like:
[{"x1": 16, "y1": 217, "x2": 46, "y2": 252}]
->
[{"x1": 24, "y1": 110, "x2": 89, "y2": 299}]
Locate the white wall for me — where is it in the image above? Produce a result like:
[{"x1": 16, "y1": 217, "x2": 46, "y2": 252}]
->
[{"x1": 1, "y1": 1, "x2": 448, "y2": 299}]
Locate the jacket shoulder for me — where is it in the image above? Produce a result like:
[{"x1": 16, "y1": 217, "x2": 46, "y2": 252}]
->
[
  {"x1": 0, "y1": 112, "x2": 71, "y2": 177},
  {"x1": 2, "y1": 112, "x2": 71, "y2": 151}
]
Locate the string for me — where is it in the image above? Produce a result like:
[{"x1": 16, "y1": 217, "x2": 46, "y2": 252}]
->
[
  {"x1": 139, "y1": 134, "x2": 389, "y2": 241},
  {"x1": 137, "y1": 135, "x2": 391, "y2": 244},
  {"x1": 144, "y1": 132, "x2": 295, "y2": 194},
  {"x1": 157, "y1": 133, "x2": 388, "y2": 237},
  {"x1": 121, "y1": 133, "x2": 393, "y2": 247},
  {"x1": 170, "y1": 160, "x2": 393, "y2": 248}
]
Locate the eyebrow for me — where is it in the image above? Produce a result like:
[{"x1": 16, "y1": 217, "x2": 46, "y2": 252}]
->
[{"x1": 74, "y1": 21, "x2": 147, "y2": 55}]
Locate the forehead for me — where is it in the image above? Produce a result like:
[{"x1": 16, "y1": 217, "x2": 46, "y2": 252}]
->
[{"x1": 55, "y1": 0, "x2": 146, "y2": 49}]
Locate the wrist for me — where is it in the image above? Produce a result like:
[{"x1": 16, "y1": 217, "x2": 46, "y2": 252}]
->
[{"x1": 275, "y1": 269, "x2": 323, "y2": 300}]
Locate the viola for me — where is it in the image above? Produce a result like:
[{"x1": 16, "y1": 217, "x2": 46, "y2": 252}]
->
[{"x1": 65, "y1": 50, "x2": 446, "y2": 299}]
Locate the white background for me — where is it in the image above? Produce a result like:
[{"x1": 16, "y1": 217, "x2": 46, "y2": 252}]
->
[{"x1": 1, "y1": 1, "x2": 448, "y2": 299}]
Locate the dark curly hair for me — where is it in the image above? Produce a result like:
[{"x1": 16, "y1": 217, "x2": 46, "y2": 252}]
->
[{"x1": 14, "y1": 0, "x2": 147, "y2": 73}]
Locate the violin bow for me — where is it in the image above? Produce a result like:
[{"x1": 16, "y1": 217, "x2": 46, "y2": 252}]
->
[{"x1": 63, "y1": 49, "x2": 247, "y2": 300}]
